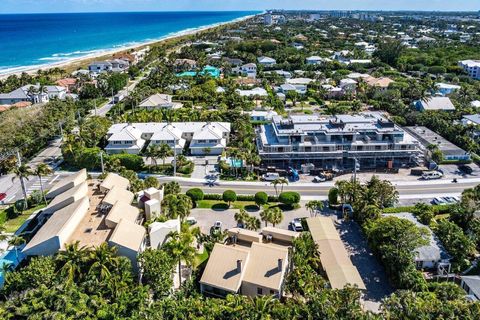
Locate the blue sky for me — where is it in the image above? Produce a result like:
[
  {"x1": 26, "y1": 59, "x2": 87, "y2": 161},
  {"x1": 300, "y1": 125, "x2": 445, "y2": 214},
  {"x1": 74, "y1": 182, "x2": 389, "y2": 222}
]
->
[{"x1": 0, "y1": 0, "x2": 478, "y2": 14}]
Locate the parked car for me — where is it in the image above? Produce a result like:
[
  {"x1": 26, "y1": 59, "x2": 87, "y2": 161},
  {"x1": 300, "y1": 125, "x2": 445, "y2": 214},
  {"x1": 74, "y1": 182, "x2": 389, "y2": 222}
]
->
[
  {"x1": 186, "y1": 217, "x2": 197, "y2": 225},
  {"x1": 313, "y1": 176, "x2": 326, "y2": 183},
  {"x1": 432, "y1": 197, "x2": 447, "y2": 205},
  {"x1": 459, "y1": 165, "x2": 473, "y2": 175},
  {"x1": 289, "y1": 218, "x2": 303, "y2": 232},
  {"x1": 0, "y1": 193, "x2": 6, "y2": 202},
  {"x1": 443, "y1": 197, "x2": 459, "y2": 204},
  {"x1": 261, "y1": 172, "x2": 280, "y2": 181},
  {"x1": 422, "y1": 171, "x2": 443, "y2": 180},
  {"x1": 213, "y1": 221, "x2": 222, "y2": 229}
]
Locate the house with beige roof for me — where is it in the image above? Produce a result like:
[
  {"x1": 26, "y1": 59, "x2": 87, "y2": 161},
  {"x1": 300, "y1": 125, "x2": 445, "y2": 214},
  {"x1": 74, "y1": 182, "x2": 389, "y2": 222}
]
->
[
  {"x1": 108, "y1": 219, "x2": 146, "y2": 272},
  {"x1": 46, "y1": 168, "x2": 87, "y2": 199},
  {"x1": 23, "y1": 170, "x2": 147, "y2": 272},
  {"x1": 139, "y1": 94, "x2": 183, "y2": 110},
  {"x1": 23, "y1": 197, "x2": 90, "y2": 256},
  {"x1": 200, "y1": 226, "x2": 294, "y2": 298},
  {"x1": 306, "y1": 217, "x2": 366, "y2": 290},
  {"x1": 364, "y1": 76, "x2": 394, "y2": 91}
]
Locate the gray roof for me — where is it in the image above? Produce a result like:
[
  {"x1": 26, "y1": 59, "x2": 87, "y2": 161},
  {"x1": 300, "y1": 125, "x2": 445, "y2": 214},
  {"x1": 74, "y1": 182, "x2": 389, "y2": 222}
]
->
[
  {"x1": 0, "y1": 88, "x2": 29, "y2": 100},
  {"x1": 404, "y1": 126, "x2": 468, "y2": 156},
  {"x1": 463, "y1": 114, "x2": 480, "y2": 125},
  {"x1": 417, "y1": 97, "x2": 455, "y2": 111},
  {"x1": 461, "y1": 276, "x2": 480, "y2": 297},
  {"x1": 392, "y1": 212, "x2": 450, "y2": 262}
]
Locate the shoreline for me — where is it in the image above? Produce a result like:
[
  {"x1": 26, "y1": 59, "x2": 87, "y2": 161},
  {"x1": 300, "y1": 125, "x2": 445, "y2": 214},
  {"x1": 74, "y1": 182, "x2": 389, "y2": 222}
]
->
[{"x1": 0, "y1": 13, "x2": 258, "y2": 80}]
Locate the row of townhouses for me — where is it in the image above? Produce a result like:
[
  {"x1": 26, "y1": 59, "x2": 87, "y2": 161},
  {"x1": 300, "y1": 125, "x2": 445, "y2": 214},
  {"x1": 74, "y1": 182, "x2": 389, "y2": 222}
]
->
[{"x1": 105, "y1": 122, "x2": 231, "y2": 156}]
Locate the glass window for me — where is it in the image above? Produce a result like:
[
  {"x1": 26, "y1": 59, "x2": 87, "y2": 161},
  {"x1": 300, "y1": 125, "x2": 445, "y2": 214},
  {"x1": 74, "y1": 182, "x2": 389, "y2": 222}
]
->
[{"x1": 257, "y1": 287, "x2": 263, "y2": 295}]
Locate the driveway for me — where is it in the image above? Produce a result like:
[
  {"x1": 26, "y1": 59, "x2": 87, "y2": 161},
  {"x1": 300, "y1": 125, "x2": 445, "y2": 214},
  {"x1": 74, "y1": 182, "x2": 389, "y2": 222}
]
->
[{"x1": 333, "y1": 216, "x2": 393, "y2": 312}]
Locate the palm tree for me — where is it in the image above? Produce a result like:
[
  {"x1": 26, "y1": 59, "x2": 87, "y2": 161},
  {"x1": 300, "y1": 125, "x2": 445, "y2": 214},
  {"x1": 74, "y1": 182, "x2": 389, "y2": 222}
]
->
[
  {"x1": 269, "y1": 207, "x2": 284, "y2": 227},
  {"x1": 158, "y1": 143, "x2": 174, "y2": 166},
  {"x1": 161, "y1": 194, "x2": 192, "y2": 222},
  {"x1": 10, "y1": 164, "x2": 33, "y2": 210},
  {"x1": 271, "y1": 179, "x2": 281, "y2": 198},
  {"x1": 245, "y1": 215, "x2": 261, "y2": 231},
  {"x1": 55, "y1": 241, "x2": 88, "y2": 283},
  {"x1": 88, "y1": 243, "x2": 120, "y2": 282},
  {"x1": 278, "y1": 177, "x2": 289, "y2": 194},
  {"x1": 234, "y1": 209, "x2": 249, "y2": 228},
  {"x1": 164, "y1": 226, "x2": 196, "y2": 285},
  {"x1": 34, "y1": 163, "x2": 53, "y2": 206},
  {"x1": 260, "y1": 208, "x2": 273, "y2": 227},
  {"x1": 305, "y1": 200, "x2": 324, "y2": 217},
  {"x1": 8, "y1": 235, "x2": 26, "y2": 262}
]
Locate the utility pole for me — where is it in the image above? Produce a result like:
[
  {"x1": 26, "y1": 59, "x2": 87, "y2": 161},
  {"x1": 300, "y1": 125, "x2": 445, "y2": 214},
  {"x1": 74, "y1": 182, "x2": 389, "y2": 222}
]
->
[
  {"x1": 99, "y1": 151, "x2": 105, "y2": 174},
  {"x1": 94, "y1": 99, "x2": 97, "y2": 116},
  {"x1": 173, "y1": 137, "x2": 177, "y2": 177},
  {"x1": 353, "y1": 158, "x2": 360, "y2": 182}
]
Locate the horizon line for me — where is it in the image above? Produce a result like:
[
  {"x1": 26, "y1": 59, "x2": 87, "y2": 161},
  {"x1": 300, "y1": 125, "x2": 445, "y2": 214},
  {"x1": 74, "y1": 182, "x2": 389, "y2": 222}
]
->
[{"x1": 0, "y1": 9, "x2": 479, "y2": 15}]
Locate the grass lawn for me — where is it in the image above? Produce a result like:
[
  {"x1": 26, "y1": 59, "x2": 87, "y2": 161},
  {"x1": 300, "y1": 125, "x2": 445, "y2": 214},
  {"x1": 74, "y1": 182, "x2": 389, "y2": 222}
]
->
[
  {"x1": 194, "y1": 250, "x2": 209, "y2": 269},
  {"x1": 2, "y1": 204, "x2": 45, "y2": 233}
]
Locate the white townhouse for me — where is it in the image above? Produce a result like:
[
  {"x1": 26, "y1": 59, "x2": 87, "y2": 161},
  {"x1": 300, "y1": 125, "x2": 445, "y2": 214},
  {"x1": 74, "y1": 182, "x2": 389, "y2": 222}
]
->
[
  {"x1": 305, "y1": 56, "x2": 324, "y2": 65},
  {"x1": 458, "y1": 60, "x2": 480, "y2": 80},
  {"x1": 257, "y1": 56, "x2": 277, "y2": 66},
  {"x1": 89, "y1": 59, "x2": 129, "y2": 74},
  {"x1": 0, "y1": 84, "x2": 67, "y2": 105},
  {"x1": 105, "y1": 122, "x2": 231, "y2": 156},
  {"x1": 234, "y1": 63, "x2": 257, "y2": 79}
]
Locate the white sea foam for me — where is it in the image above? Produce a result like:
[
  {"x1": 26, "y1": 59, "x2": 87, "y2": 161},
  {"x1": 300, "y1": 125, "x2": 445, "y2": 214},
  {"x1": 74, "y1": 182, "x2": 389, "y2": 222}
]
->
[{"x1": 0, "y1": 13, "x2": 258, "y2": 78}]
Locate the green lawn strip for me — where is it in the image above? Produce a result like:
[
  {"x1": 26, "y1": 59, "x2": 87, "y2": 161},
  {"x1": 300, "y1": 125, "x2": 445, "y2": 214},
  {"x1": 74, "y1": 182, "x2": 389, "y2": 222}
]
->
[{"x1": 2, "y1": 205, "x2": 45, "y2": 233}]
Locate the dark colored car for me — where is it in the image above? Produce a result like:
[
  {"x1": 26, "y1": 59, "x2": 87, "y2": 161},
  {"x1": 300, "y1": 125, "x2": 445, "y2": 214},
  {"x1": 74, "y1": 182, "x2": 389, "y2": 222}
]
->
[
  {"x1": 459, "y1": 165, "x2": 473, "y2": 175},
  {"x1": 0, "y1": 193, "x2": 6, "y2": 201}
]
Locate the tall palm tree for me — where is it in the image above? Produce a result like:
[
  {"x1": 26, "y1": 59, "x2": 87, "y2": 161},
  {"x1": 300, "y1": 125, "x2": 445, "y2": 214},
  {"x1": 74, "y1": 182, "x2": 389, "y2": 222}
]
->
[
  {"x1": 260, "y1": 208, "x2": 273, "y2": 227},
  {"x1": 34, "y1": 163, "x2": 53, "y2": 206},
  {"x1": 269, "y1": 207, "x2": 284, "y2": 227},
  {"x1": 88, "y1": 243, "x2": 120, "y2": 282},
  {"x1": 270, "y1": 179, "x2": 281, "y2": 198},
  {"x1": 278, "y1": 177, "x2": 289, "y2": 194},
  {"x1": 234, "y1": 209, "x2": 249, "y2": 228},
  {"x1": 164, "y1": 227, "x2": 196, "y2": 285},
  {"x1": 161, "y1": 194, "x2": 192, "y2": 222},
  {"x1": 8, "y1": 235, "x2": 26, "y2": 262},
  {"x1": 305, "y1": 200, "x2": 324, "y2": 217},
  {"x1": 10, "y1": 164, "x2": 33, "y2": 210},
  {"x1": 55, "y1": 241, "x2": 88, "y2": 283},
  {"x1": 245, "y1": 215, "x2": 261, "y2": 231}
]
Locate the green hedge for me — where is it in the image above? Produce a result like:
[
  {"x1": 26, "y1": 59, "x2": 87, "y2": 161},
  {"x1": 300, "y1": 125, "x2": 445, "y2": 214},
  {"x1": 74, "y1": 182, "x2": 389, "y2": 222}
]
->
[
  {"x1": 203, "y1": 193, "x2": 278, "y2": 202},
  {"x1": 383, "y1": 204, "x2": 453, "y2": 214},
  {"x1": 109, "y1": 153, "x2": 144, "y2": 171}
]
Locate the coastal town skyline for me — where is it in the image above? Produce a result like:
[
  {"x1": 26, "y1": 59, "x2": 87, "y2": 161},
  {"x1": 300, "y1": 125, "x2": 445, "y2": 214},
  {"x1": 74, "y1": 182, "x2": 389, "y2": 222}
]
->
[{"x1": 1, "y1": 0, "x2": 479, "y2": 14}]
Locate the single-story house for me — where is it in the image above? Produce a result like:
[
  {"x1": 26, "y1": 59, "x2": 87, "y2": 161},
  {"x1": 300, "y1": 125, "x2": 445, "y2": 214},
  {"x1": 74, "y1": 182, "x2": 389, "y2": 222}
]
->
[
  {"x1": 435, "y1": 83, "x2": 461, "y2": 96},
  {"x1": 415, "y1": 97, "x2": 455, "y2": 112},
  {"x1": 139, "y1": 94, "x2": 183, "y2": 110},
  {"x1": 148, "y1": 219, "x2": 180, "y2": 249},
  {"x1": 257, "y1": 56, "x2": 277, "y2": 66}
]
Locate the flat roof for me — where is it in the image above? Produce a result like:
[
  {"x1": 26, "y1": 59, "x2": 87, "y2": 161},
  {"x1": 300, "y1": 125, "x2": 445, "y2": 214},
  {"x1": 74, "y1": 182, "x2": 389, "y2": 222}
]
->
[
  {"x1": 262, "y1": 226, "x2": 300, "y2": 243},
  {"x1": 228, "y1": 228, "x2": 263, "y2": 243},
  {"x1": 404, "y1": 126, "x2": 467, "y2": 155},
  {"x1": 306, "y1": 217, "x2": 366, "y2": 290},
  {"x1": 200, "y1": 243, "x2": 250, "y2": 293},
  {"x1": 108, "y1": 219, "x2": 146, "y2": 251}
]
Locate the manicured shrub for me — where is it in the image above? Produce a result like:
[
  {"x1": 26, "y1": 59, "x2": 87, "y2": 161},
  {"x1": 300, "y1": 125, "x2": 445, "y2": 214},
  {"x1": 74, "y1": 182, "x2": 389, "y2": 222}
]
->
[
  {"x1": 222, "y1": 190, "x2": 237, "y2": 207},
  {"x1": 328, "y1": 188, "x2": 339, "y2": 205},
  {"x1": 254, "y1": 192, "x2": 269, "y2": 207},
  {"x1": 186, "y1": 188, "x2": 204, "y2": 202},
  {"x1": 108, "y1": 153, "x2": 144, "y2": 171},
  {"x1": 279, "y1": 192, "x2": 301, "y2": 206},
  {"x1": 144, "y1": 176, "x2": 160, "y2": 189}
]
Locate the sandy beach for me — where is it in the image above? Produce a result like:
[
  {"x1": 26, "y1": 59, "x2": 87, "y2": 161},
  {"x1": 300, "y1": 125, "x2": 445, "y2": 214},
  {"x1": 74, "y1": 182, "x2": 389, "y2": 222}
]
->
[{"x1": 0, "y1": 14, "x2": 257, "y2": 80}]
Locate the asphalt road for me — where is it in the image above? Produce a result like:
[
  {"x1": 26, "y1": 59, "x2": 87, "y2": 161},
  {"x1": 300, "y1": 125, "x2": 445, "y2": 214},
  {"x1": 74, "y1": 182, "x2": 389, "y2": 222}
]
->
[{"x1": 156, "y1": 177, "x2": 480, "y2": 199}]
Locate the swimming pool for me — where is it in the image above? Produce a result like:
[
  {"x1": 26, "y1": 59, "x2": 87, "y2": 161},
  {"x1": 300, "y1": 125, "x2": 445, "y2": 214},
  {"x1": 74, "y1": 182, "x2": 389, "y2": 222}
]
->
[
  {"x1": 0, "y1": 249, "x2": 25, "y2": 286},
  {"x1": 176, "y1": 66, "x2": 220, "y2": 78}
]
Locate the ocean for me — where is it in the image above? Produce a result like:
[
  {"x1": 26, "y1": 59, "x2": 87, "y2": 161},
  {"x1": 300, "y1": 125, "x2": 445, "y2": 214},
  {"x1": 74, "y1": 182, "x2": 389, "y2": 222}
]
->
[{"x1": 0, "y1": 11, "x2": 258, "y2": 75}]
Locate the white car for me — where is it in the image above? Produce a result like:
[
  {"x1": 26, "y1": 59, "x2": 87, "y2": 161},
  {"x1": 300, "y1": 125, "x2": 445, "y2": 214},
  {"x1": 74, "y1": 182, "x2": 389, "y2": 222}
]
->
[
  {"x1": 290, "y1": 219, "x2": 303, "y2": 232},
  {"x1": 422, "y1": 171, "x2": 443, "y2": 180},
  {"x1": 262, "y1": 172, "x2": 280, "y2": 181},
  {"x1": 213, "y1": 221, "x2": 222, "y2": 229},
  {"x1": 313, "y1": 176, "x2": 326, "y2": 183}
]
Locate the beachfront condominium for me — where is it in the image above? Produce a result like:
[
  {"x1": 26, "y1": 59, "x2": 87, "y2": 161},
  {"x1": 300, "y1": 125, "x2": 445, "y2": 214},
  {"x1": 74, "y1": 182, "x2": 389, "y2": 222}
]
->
[
  {"x1": 256, "y1": 112, "x2": 423, "y2": 170},
  {"x1": 105, "y1": 122, "x2": 231, "y2": 156}
]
